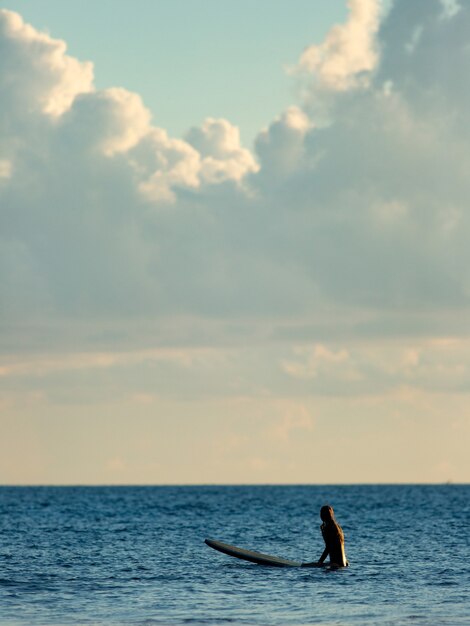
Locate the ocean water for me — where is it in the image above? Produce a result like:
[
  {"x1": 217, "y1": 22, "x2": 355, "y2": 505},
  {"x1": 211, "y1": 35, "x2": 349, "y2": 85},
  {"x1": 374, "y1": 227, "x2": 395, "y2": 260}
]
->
[{"x1": 0, "y1": 485, "x2": 468, "y2": 626}]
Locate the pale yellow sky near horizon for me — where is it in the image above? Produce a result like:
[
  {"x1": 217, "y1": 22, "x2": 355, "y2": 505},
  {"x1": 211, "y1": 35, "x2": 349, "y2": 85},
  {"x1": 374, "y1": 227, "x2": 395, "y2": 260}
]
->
[{"x1": 2, "y1": 335, "x2": 469, "y2": 485}]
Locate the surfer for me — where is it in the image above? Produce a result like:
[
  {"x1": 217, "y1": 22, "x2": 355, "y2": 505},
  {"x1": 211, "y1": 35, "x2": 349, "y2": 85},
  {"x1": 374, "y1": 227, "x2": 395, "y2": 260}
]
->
[{"x1": 303, "y1": 504, "x2": 348, "y2": 567}]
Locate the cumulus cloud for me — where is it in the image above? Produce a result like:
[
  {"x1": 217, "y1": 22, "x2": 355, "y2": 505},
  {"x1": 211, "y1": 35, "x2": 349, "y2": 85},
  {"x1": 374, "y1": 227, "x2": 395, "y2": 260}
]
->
[
  {"x1": 131, "y1": 128, "x2": 201, "y2": 202},
  {"x1": 0, "y1": 8, "x2": 255, "y2": 200},
  {"x1": 293, "y1": 0, "x2": 380, "y2": 91},
  {"x1": 0, "y1": 9, "x2": 93, "y2": 118},
  {"x1": 185, "y1": 117, "x2": 259, "y2": 184},
  {"x1": 59, "y1": 88, "x2": 152, "y2": 156},
  {"x1": 255, "y1": 106, "x2": 311, "y2": 178},
  {"x1": 1, "y1": 2, "x2": 470, "y2": 352},
  {"x1": 0, "y1": 8, "x2": 263, "y2": 325}
]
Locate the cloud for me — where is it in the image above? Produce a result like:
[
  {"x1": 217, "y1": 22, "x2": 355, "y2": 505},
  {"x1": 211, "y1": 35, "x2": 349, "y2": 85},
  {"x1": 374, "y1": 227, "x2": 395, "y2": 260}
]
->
[
  {"x1": 1, "y1": 2, "x2": 470, "y2": 350},
  {"x1": 0, "y1": 9, "x2": 93, "y2": 119},
  {"x1": 132, "y1": 128, "x2": 201, "y2": 202},
  {"x1": 2, "y1": 1, "x2": 470, "y2": 484},
  {"x1": 255, "y1": 106, "x2": 311, "y2": 179},
  {"x1": 281, "y1": 338, "x2": 470, "y2": 395},
  {"x1": 0, "y1": 346, "x2": 216, "y2": 379},
  {"x1": 60, "y1": 87, "x2": 152, "y2": 156},
  {"x1": 0, "y1": 8, "x2": 262, "y2": 325},
  {"x1": 292, "y1": 0, "x2": 380, "y2": 91},
  {"x1": 282, "y1": 344, "x2": 352, "y2": 380},
  {"x1": 185, "y1": 117, "x2": 259, "y2": 184},
  {"x1": 264, "y1": 0, "x2": 470, "y2": 313}
]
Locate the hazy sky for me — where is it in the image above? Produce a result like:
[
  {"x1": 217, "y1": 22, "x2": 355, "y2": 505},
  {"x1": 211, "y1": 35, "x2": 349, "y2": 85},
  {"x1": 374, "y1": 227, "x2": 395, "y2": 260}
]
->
[{"x1": 1, "y1": 0, "x2": 469, "y2": 485}]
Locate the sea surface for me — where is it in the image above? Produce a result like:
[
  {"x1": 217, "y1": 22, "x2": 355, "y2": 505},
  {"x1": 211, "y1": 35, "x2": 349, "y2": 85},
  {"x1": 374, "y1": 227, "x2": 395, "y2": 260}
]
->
[{"x1": 0, "y1": 485, "x2": 469, "y2": 626}]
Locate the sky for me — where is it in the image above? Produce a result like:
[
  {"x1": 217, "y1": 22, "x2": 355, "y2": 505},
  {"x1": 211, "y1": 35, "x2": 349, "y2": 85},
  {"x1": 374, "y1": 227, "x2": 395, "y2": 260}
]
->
[{"x1": 1, "y1": 0, "x2": 469, "y2": 485}]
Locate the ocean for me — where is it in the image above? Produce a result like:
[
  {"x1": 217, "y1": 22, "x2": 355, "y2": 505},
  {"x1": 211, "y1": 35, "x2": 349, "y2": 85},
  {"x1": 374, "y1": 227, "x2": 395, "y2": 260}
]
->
[{"x1": 0, "y1": 485, "x2": 468, "y2": 625}]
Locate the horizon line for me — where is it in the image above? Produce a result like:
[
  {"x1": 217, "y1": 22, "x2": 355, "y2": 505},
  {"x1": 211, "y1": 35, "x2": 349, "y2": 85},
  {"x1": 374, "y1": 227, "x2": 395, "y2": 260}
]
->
[{"x1": 0, "y1": 481, "x2": 466, "y2": 488}]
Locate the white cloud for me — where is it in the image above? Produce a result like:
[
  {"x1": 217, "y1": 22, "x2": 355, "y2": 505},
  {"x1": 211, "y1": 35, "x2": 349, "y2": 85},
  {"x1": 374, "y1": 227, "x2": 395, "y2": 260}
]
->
[
  {"x1": 0, "y1": 9, "x2": 93, "y2": 118},
  {"x1": 255, "y1": 106, "x2": 311, "y2": 178},
  {"x1": 1, "y1": 3, "x2": 470, "y2": 346},
  {"x1": 133, "y1": 117, "x2": 258, "y2": 202},
  {"x1": 293, "y1": 0, "x2": 380, "y2": 91},
  {"x1": 185, "y1": 117, "x2": 259, "y2": 184},
  {"x1": 132, "y1": 128, "x2": 201, "y2": 202},
  {"x1": 60, "y1": 87, "x2": 152, "y2": 156}
]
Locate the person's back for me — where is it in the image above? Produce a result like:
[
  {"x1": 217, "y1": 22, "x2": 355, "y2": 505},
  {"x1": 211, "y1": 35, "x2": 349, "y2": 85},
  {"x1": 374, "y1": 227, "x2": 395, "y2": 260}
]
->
[
  {"x1": 319, "y1": 505, "x2": 348, "y2": 567},
  {"x1": 320, "y1": 516, "x2": 347, "y2": 566}
]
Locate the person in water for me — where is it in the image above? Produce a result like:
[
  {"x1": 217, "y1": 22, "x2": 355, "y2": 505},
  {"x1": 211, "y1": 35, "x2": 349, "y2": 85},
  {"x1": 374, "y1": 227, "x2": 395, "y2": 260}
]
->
[{"x1": 303, "y1": 504, "x2": 348, "y2": 567}]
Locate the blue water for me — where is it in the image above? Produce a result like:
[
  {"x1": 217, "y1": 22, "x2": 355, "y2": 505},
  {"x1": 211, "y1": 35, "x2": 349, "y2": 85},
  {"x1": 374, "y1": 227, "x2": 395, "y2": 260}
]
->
[{"x1": 0, "y1": 485, "x2": 469, "y2": 625}]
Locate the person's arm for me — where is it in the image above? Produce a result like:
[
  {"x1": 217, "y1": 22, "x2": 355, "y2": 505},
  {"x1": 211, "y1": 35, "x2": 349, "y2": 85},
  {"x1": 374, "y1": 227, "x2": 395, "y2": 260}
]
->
[
  {"x1": 301, "y1": 547, "x2": 329, "y2": 567},
  {"x1": 318, "y1": 547, "x2": 329, "y2": 564},
  {"x1": 301, "y1": 523, "x2": 331, "y2": 567}
]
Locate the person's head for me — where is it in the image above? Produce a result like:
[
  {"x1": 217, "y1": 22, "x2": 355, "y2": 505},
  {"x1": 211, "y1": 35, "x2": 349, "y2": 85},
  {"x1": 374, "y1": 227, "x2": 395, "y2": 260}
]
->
[
  {"x1": 320, "y1": 504, "x2": 335, "y2": 523},
  {"x1": 320, "y1": 504, "x2": 344, "y2": 542}
]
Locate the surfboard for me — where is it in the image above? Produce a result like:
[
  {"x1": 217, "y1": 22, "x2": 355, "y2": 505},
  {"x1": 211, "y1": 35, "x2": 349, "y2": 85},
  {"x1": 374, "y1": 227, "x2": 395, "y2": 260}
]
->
[{"x1": 205, "y1": 538, "x2": 320, "y2": 568}]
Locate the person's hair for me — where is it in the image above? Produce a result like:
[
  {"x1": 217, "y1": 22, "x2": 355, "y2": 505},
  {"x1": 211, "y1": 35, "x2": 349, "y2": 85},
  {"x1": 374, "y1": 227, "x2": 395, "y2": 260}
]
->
[{"x1": 320, "y1": 504, "x2": 344, "y2": 542}]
